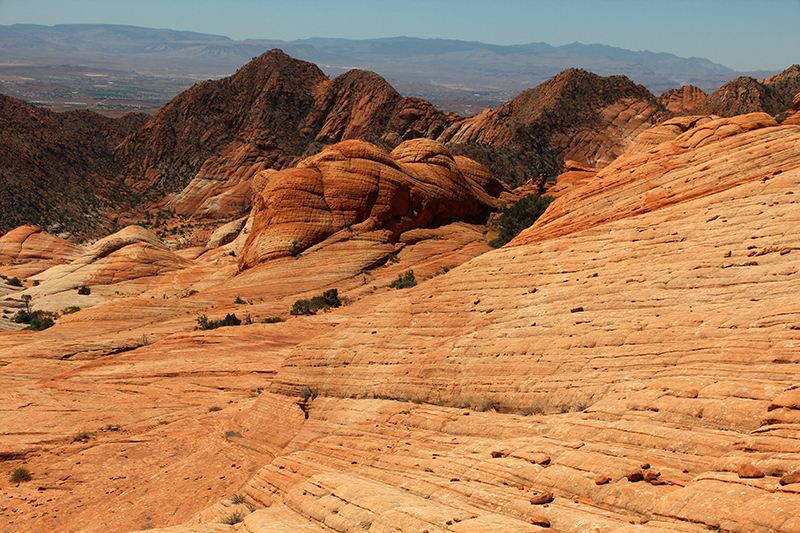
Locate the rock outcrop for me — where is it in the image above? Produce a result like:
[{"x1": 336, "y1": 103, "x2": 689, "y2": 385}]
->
[
  {"x1": 238, "y1": 138, "x2": 506, "y2": 269},
  {"x1": 439, "y1": 68, "x2": 662, "y2": 187},
  {"x1": 657, "y1": 85, "x2": 707, "y2": 114},
  {"x1": 696, "y1": 65, "x2": 800, "y2": 118},
  {"x1": 117, "y1": 51, "x2": 455, "y2": 220}
]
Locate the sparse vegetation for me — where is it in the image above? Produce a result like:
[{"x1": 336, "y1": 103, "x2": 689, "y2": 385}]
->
[
  {"x1": 477, "y1": 400, "x2": 495, "y2": 412},
  {"x1": 434, "y1": 265, "x2": 451, "y2": 276},
  {"x1": 289, "y1": 240, "x2": 299, "y2": 256},
  {"x1": 390, "y1": 270, "x2": 417, "y2": 289},
  {"x1": 230, "y1": 493, "x2": 248, "y2": 504},
  {"x1": 195, "y1": 313, "x2": 242, "y2": 330},
  {"x1": 523, "y1": 405, "x2": 544, "y2": 416},
  {"x1": 489, "y1": 194, "x2": 555, "y2": 248},
  {"x1": 290, "y1": 289, "x2": 342, "y2": 316},
  {"x1": 9, "y1": 467, "x2": 32, "y2": 484},
  {"x1": 12, "y1": 309, "x2": 57, "y2": 331},
  {"x1": 77, "y1": 286, "x2": 91, "y2": 295},
  {"x1": 262, "y1": 316, "x2": 285, "y2": 323},
  {"x1": 234, "y1": 295, "x2": 245, "y2": 304},
  {"x1": 300, "y1": 386, "x2": 318, "y2": 401},
  {"x1": 72, "y1": 431, "x2": 95, "y2": 443},
  {"x1": 208, "y1": 406, "x2": 222, "y2": 412},
  {"x1": 6, "y1": 277, "x2": 22, "y2": 287},
  {"x1": 62, "y1": 306, "x2": 81, "y2": 314},
  {"x1": 222, "y1": 510, "x2": 245, "y2": 525},
  {"x1": 102, "y1": 424, "x2": 121, "y2": 431},
  {"x1": 387, "y1": 253, "x2": 399, "y2": 263}
]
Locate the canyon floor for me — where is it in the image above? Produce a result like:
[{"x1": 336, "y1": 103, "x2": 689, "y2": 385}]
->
[{"x1": 2, "y1": 113, "x2": 800, "y2": 533}]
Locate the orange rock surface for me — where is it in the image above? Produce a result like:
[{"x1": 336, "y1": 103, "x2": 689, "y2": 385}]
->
[
  {"x1": 657, "y1": 85, "x2": 707, "y2": 114},
  {"x1": 239, "y1": 139, "x2": 506, "y2": 269},
  {"x1": 4, "y1": 111, "x2": 800, "y2": 533}
]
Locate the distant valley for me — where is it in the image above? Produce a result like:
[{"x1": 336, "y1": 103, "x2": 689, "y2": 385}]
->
[{"x1": 0, "y1": 24, "x2": 782, "y2": 115}]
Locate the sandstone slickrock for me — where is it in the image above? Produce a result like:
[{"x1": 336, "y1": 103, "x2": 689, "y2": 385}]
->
[
  {"x1": 238, "y1": 138, "x2": 506, "y2": 269},
  {"x1": 5, "y1": 97, "x2": 800, "y2": 533},
  {"x1": 657, "y1": 85, "x2": 707, "y2": 115}
]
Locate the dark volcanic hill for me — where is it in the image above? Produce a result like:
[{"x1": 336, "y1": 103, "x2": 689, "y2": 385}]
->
[{"x1": 0, "y1": 94, "x2": 148, "y2": 234}]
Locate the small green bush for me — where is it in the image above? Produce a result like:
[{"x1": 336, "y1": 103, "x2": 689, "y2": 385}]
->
[
  {"x1": 72, "y1": 431, "x2": 94, "y2": 443},
  {"x1": 208, "y1": 406, "x2": 222, "y2": 412},
  {"x1": 222, "y1": 511, "x2": 245, "y2": 525},
  {"x1": 523, "y1": 406, "x2": 544, "y2": 416},
  {"x1": 6, "y1": 277, "x2": 22, "y2": 287},
  {"x1": 62, "y1": 306, "x2": 81, "y2": 314},
  {"x1": 289, "y1": 240, "x2": 299, "y2": 257},
  {"x1": 77, "y1": 286, "x2": 91, "y2": 295},
  {"x1": 234, "y1": 295, "x2": 245, "y2": 304},
  {"x1": 25, "y1": 315, "x2": 55, "y2": 331},
  {"x1": 489, "y1": 194, "x2": 555, "y2": 248},
  {"x1": 300, "y1": 386, "x2": 318, "y2": 401},
  {"x1": 262, "y1": 316, "x2": 285, "y2": 323},
  {"x1": 9, "y1": 467, "x2": 31, "y2": 484},
  {"x1": 390, "y1": 270, "x2": 417, "y2": 289},
  {"x1": 387, "y1": 253, "x2": 399, "y2": 263},
  {"x1": 230, "y1": 493, "x2": 247, "y2": 504},
  {"x1": 477, "y1": 400, "x2": 495, "y2": 412},
  {"x1": 13, "y1": 309, "x2": 57, "y2": 330},
  {"x1": 195, "y1": 313, "x2": 242, "y2": 330},
  {"x1": 290, "y1": 289, "x2": 342, "y2": 316}
]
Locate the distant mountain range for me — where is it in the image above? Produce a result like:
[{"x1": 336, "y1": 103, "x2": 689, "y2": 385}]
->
[{"x1": 0, "y1": 23, "x2": 781, "y2": 107}]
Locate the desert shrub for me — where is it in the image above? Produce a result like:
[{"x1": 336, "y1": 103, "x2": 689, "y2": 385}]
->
[
  {"x1": 9, "y1": 467, "x2": 31, "y2": 484},
  {"x1": 390, "y1": 270, "x2": 417, "y2": 289},
  {"x1": 25, "y1": 315, "x2": 55, "y2": 331},
  {"x1": 195, "y1": 313, "x2": 241, "y2": 330},
  {"x1": 77, "y1": 286, "x2": 91, "y2": 295},
  {"x1": 72, "y1": 431, "x2": 94, "y2": 443},
  {"x1": 289, "y1": 240, "x2": 299, "y2": 256},
  {"x1": 387, "y1": 253, "x2": 399, "y2": 263},
  {"x1": 13, "y1": 309, "x2": 57, "y2": 330},
  {"x1": 6, "y1": 277, "x2": 22, "y2": 287},
  {"x1": 62, "y1": 306, "x2": 81, "y2": 315},
  {"x1": 222, "y1": 511, "x2": 245, "y2": 525},
  {"x1": 434, "y1": 265, "x2": 451, "y2": 276},
  {"x1": 234, "y1": 295, "x2": 245, "y2": 304},
  {"x1": 489, "y1": 194, "x2": 555, "y2": 248},
  {"x1": 290, "y1": 289, "x2": 342, "y2": 315},
  {"x1": 230, "y1": 493, "x2": 247, "y2": 504},
  {"x1": 523, "y1": 405, "x2": 544, "y2": 416},
  {"x1": 477, "y1": 400, "x2": 495, "y2": 412},
  {"x1": 300, "y1": 386, "x2": 318, "y2": 401},
  {"x1": 262, "y1": 316, "x2": 285, "y2": 323},
  {"x1": 208, "y1": 406, "x2": 222, "y2": 412}
]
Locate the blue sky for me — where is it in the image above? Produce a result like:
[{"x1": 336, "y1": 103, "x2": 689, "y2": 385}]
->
[{"x1": 1, "y1": 0, "x2": 798, "y2": 72}]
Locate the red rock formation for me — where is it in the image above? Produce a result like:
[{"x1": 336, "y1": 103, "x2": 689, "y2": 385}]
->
[
  {"x1": 117, "y1": 51, "x2": 455, "y2": 220},
  {"x1": 697, "y1": 65, "x2": 800, "y2": 118},
  {"x1": 239, "y1": 138, "x2": 506, "y2": 269},
  {"x1": 439, "y1": 68, "x2": 662, "y2": 186},
  {"x1": 657, "y1": 85, "x2": 707, "y2": 114}
]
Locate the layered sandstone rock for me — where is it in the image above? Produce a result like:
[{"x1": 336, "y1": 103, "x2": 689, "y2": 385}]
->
[
  {"x1": 238, "y1": 139, "x2": 506, "y2": 269},
  {"x1": 0, "y1": 224, "x2": 80, "y2": 267},
  {"x1": 657, "y1": 85, "x2": 707, "y2": 114}
]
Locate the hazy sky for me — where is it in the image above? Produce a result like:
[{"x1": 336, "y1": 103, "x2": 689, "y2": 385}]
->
[{"x1": 1, "y1": 0, "x2": 798, "y2": 72}]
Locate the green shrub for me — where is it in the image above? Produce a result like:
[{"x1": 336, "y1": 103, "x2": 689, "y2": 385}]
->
[
  {"x1": 72, "y1": 431, "x2": 94, "y2": 443},
  {"x1": 262, "y1": 316, "x2": 285, "y2": 323},
  {"x1": 6, "y1": 277, "x2": 22, "y2": 287},
  {"x1": 9, "y1": 467, "x2": 31, "y2": 484},
  {"x1": 390, "y1": 270, "x2": 417, "y2": 289},
  {"x1": 222, "y1": 511, "x2": 245, "y2": 525},
  {"x1": 25, "y1": 315, "x2": 55, "y2": 331},
  {"x1": 77, "y1": 286, "x2": 91, "y2": 295},
  {"x1": 477, "y1": 400, "x2": 495, "y2": 412},
  {"x1": 489, "y1": 194, "x2": 555, "y2": 248},
  {"x1": 208, "y1": 406, "x2": 222, "y2": 412},
  {"x1": 289, "y1": 240, "x2": 299, "y2": 257},
  {"x1": 230, "y1": 493, "x2": 248, "y2": 504},
  {"x1": 522, "y1": 405, "x2": 544, "y2": 416},
  {"x1": 300, "y1": 386, "x2": 318, "y2": 401},
  {"x1": 195, "y1": 313, "x2": 242, "y2": 330},
  {"x1": 234, "y1": 295, "x2": 245, "y2": 304},
  {"x1": 13, "y1": 309, "x2": 57, "y2": 330},
  {"x1": 290, "y1": 289, "x2": 342, "y2": 315},
  {"x1": 387, "y1": 253, "x2": 399, "y2": 263},
  {"x1": 62, "y1": 306, "x2": 81, "y2": 315}
]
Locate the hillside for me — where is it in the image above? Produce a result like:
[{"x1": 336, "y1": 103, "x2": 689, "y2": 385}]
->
[{"x1": 0, "y1": 93, "x2": 148, "y2": 235}]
